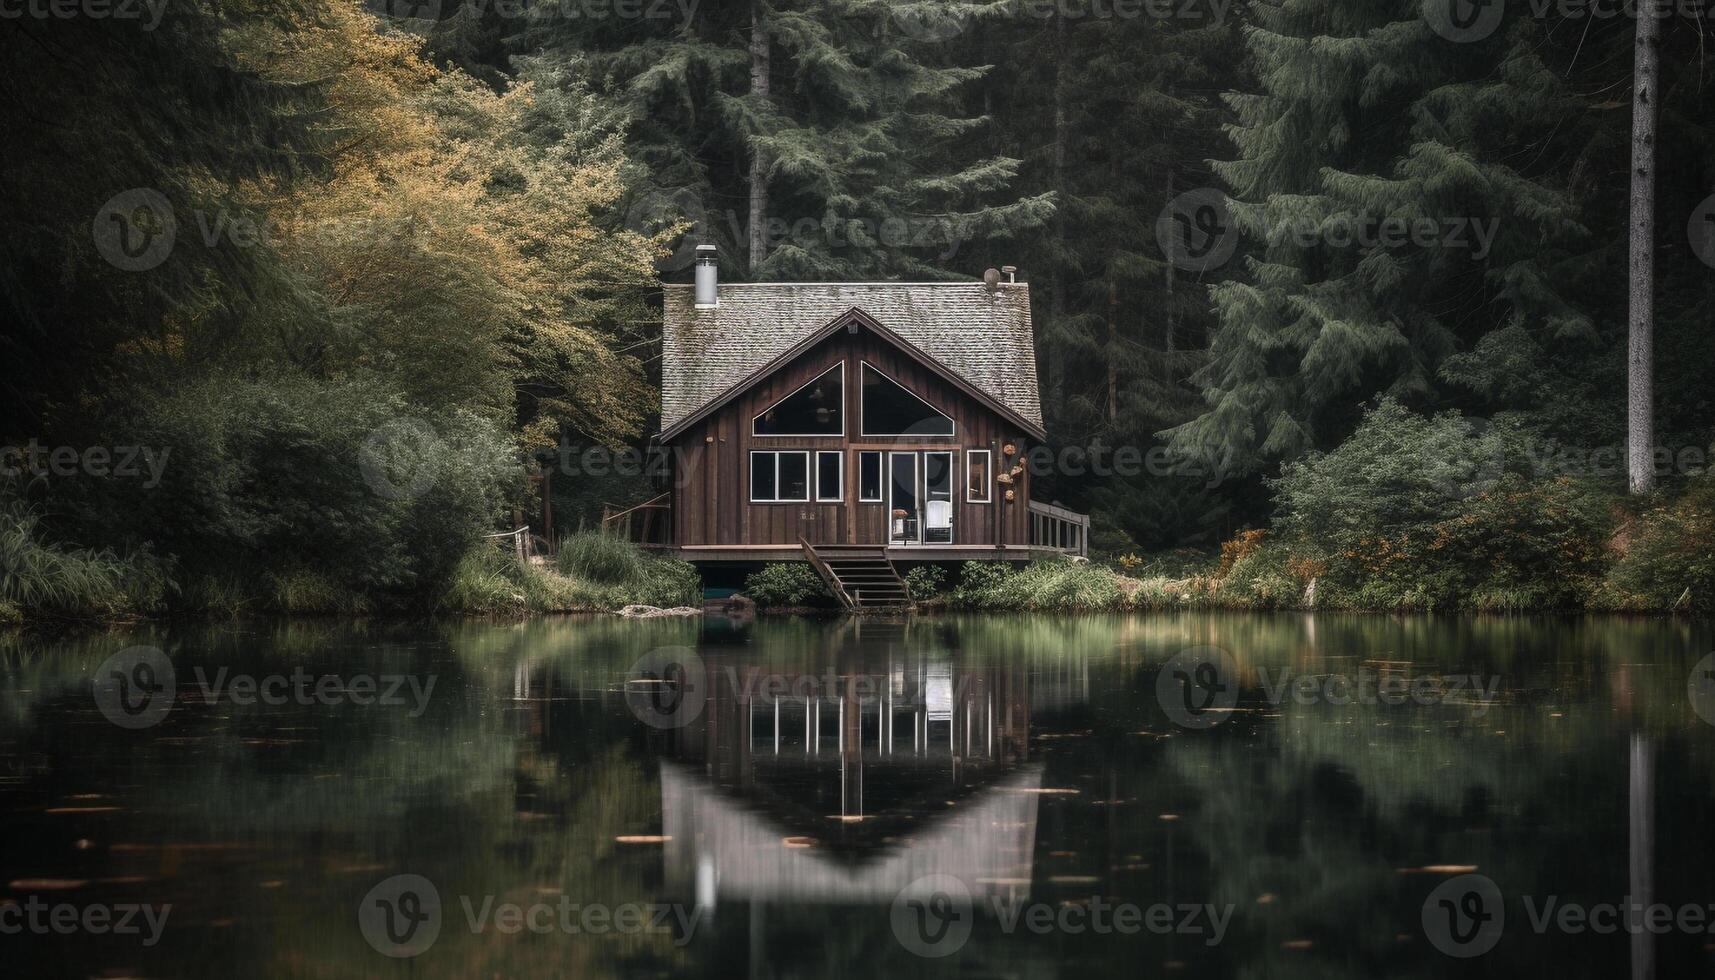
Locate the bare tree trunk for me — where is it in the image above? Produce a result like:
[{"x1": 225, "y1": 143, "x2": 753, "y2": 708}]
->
[
  {"x1": 1630, "y1": 734, "x2": 1655, "y2": 980},
  {"x1": 1627, "y1": 1, "x2": 1660, "y2": 494},
  {"x1": 748, "y1": 4, "x2": 771, "y2": 274}
]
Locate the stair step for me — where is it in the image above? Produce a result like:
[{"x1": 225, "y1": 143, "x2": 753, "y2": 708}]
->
[{"x1": 801, "y1": 539, "x2": 911, "y2": 611}]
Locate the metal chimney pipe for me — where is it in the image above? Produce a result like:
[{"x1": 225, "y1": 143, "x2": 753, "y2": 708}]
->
[{"x1": 694, "y1": 244, "x2": 718, "y2": 309}]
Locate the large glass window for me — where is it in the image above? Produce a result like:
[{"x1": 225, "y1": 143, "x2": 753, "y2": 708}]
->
[
  {"x1": 816, "y1": 451, "x2": 843, "y2": 501},
  {"x1": 860, "y1": 362, "x2": 953, "y2": 437},
  {"x1": 750, "y1": 451, "x2": 810, "y2": 502},
  {"x1": 753, "y1": 364, "x2": 843, "y2": 436},
  {"x1": 858, "y1": 451, "x2": 883, "y2": 502},
  {"x1": 966, "y1": 450, "x2": 992, "y2": 503}
]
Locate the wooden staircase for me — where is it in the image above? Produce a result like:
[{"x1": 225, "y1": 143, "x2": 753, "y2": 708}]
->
[{"x1": 800, "y1": 539, "x2": 911, "y2": 609}]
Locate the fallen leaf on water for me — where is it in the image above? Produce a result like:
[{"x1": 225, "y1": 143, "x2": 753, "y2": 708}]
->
[
  {"x1": 1396, "y1": 865, "x2": 1477, "y2": 874},
  {"x1": 9, "y1": 879, "x2": 88, "y2": 890}
]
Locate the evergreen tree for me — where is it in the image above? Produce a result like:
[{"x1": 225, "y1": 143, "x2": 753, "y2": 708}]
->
[
  {"x1": 518, "y1": 0, "x2": 1052, "y2": 279},
  {"x1": 1166, "y1": 0, "x2": 1602, "y2": 476},
  {"x1": 962, "y1": 2, "x2": 1244, "y2": 548}
]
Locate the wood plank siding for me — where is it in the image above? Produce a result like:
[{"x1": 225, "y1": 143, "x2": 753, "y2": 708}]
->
[{"x1": 666, "y1": 327, "x2": 1034, "y2": 549}]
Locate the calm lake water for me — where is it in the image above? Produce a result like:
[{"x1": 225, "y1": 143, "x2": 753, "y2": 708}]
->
[{"x1": 3, "y1": 613, "x2": 1714, "y2": 978}]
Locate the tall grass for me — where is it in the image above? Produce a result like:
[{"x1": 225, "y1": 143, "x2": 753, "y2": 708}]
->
[
  {"x1": 440, "y1": 534, "x2": 700, "y2": 615},
  {"x1": 555, "y1": 531, "x2": 645, "y2": 583},
  {"x1": 0, "y1": 500, "x2": 172, "y2": 621}
]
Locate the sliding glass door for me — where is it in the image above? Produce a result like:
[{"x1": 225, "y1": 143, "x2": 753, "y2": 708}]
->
[
  {"x1": 888, "y1": 453, "x2": 918, "y2": 545},
  {"x1": 886, "y1": 451, "x2": 956, "y2": 546}
]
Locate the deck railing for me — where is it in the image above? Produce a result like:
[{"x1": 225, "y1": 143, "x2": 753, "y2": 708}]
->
[
  {"x1": 1028, "y1": 500, "x2": 1090, "y2": 558},
  {"x1": 601, "y1": 491, "x2": 672, "y2": 546}
]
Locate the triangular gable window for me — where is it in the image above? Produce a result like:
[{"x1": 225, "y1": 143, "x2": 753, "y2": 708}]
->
[
  {"x1": 860, "y1": 362, "x2": 954, "y2": 437},
  {"x1": 753, "y1": 363, "x2": 844, "y2": 436}
]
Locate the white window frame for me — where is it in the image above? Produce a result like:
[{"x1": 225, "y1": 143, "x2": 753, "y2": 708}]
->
[
  {"x1": 857, "y1": 451, "x2": 884, "y2": 502},
  {"x1": 748, "y1": 450, "x2": 812, "y2": 503},
  {"x1": 751, "y1": 362, "x2": 846, "y2": 438},
  {"x1": 858, "y1": 360, "x2": 955, "y2": 438},
  {"x1": 965, "y1": 449, "x2": 992, "y2": 503},
  {"x1": 815, "y1": 450, "x2": 844, "y2": 502}
]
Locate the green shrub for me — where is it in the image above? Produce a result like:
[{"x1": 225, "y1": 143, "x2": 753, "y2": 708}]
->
[
  {"x1": 1270, "y1": 400, "x2": 1611, "y2": 611},
  {"x1": 904, "y1": 565, "x2": 948, "y2": 600},
  {"x1": 743, "y1": 563, "x2": 832, "y2": 607},
  {"x1": 952, "y1": 561, "x2": 1014, "y2": 604},
  {"x1": 1597, "y1": 468, "x2": 1715, "y2": 612},
  {"x1": 555, "y1": 531, "x2": 644, "y2": 583},
  {"x1": 78, "y1": 374, "x2": 517, "y2": 601},
  {"x1": 629, "y1": 555, "x2": 701, "y2": 608},
  {"x1": 950, "y1": 559, "x2": 1123, "y2": 611},
  {"x1": 1215, "y1": 535, "x2": 1303, "y2": 609}
]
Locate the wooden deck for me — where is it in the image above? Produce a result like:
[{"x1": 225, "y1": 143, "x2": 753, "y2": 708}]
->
[{"x1": 640, "y1": 543, "x2": 1067, "y2": 563}]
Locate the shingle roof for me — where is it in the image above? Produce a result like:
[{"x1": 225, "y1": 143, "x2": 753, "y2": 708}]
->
[{"x1": 661, "y1": 282, "x2": 1042, "y2": 435}]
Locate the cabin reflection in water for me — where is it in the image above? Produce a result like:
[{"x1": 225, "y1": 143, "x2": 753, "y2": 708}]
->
[{"x1": 659, "y1": 622, "x2": 1089, "y2": 912}]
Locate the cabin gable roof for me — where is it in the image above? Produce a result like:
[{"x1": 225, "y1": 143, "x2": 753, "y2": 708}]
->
[
  {"x1": 658, "y1": 304, "x2": 1047, "y2": 443},
  {"x1": 660, "y1": 282, "x2": 1043, "y2": 441}
]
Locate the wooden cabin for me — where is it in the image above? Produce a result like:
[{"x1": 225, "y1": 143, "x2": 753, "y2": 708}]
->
[{"x1": 606, "y1": 252, "x2": 1088, "y2": 603}]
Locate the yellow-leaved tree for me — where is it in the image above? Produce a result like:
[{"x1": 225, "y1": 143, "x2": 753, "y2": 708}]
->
[{"x1": 236, "y1": 2, "x2": 671, "y2": 450}]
